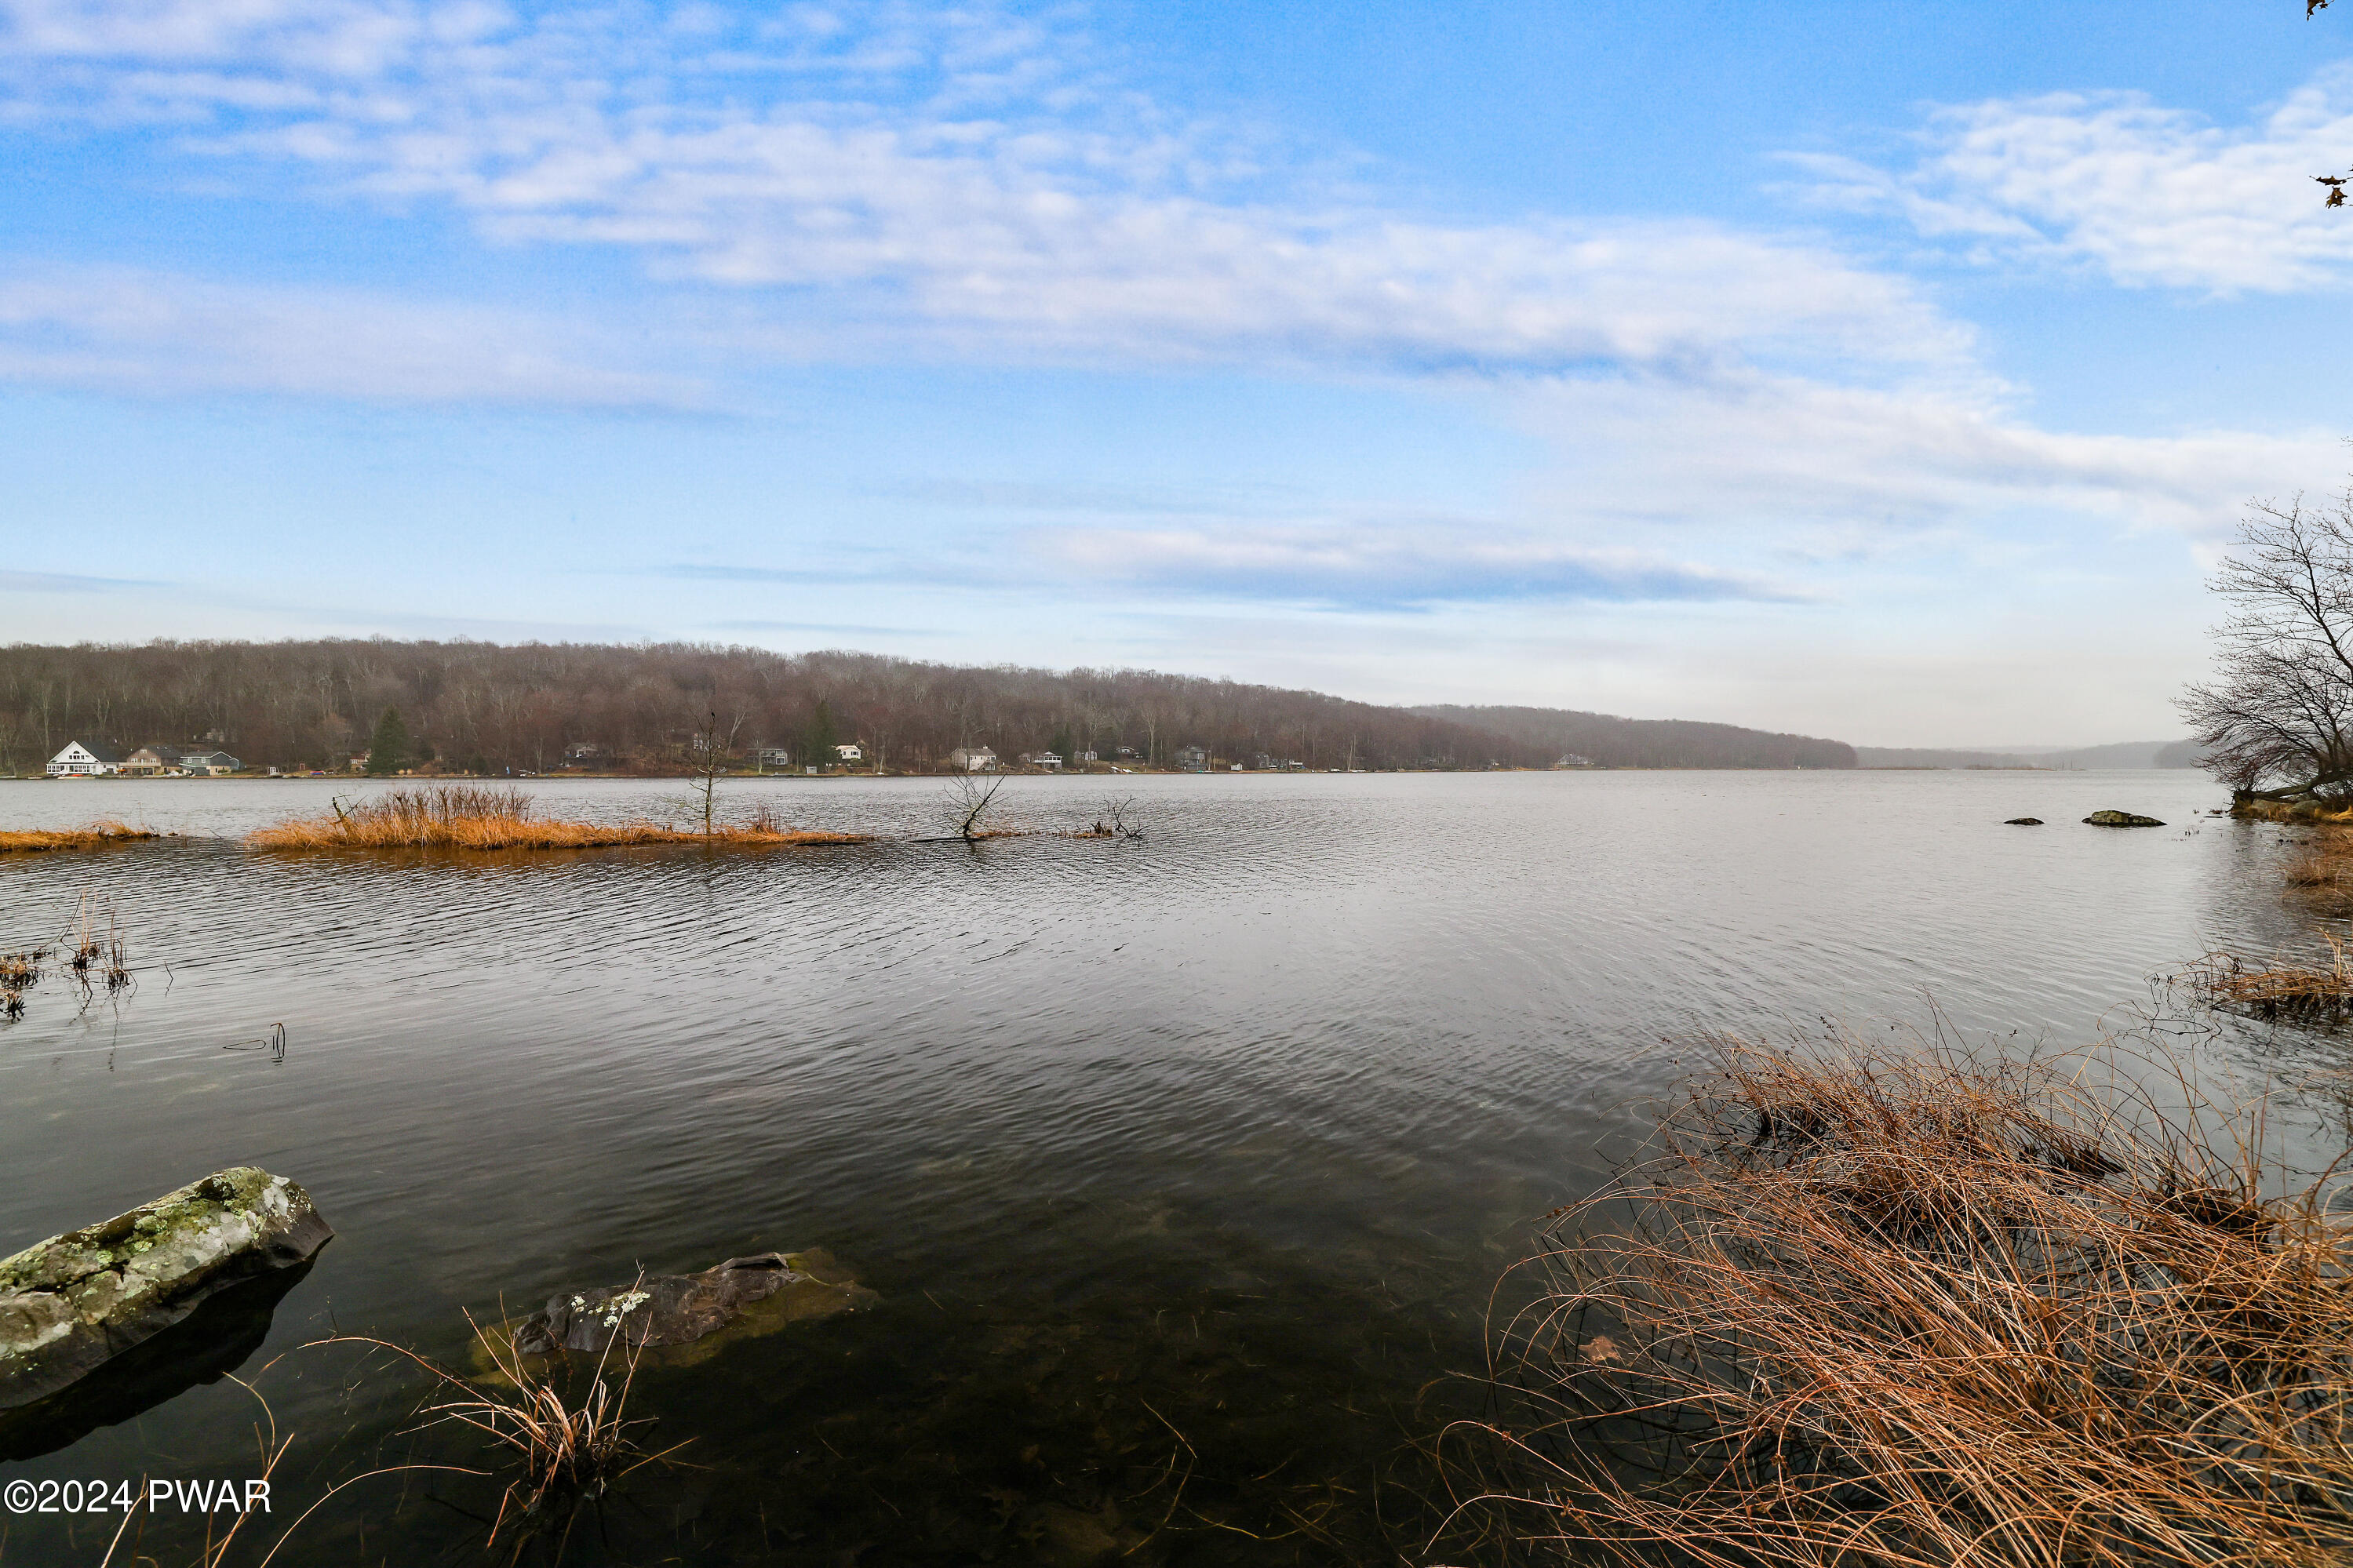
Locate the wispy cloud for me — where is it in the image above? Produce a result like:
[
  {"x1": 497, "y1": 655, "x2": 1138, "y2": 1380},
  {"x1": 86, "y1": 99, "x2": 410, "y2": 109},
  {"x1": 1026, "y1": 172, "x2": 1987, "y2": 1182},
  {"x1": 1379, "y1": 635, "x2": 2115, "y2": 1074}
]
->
[
  {"x1": 1519, "y1": 369, "x2": 2346, "y2": 545},
  {"x1": 0, "y1": 264, "x2": 703, "y2": 403},
  {"x1": 1793, "y1": 67, "x2": 2353, "y2": 293},
  {"x1": 657, "y1": 560, "x2": 975, "y2": 588},
  {"x1": 705, "y1": 618, "x2": 938, "y2": 637},
  {"x1": 0, "y1": 566, "x2": 162, "y2": 591},
  {"x1": 0, "y1": 0, "x2": 1972, "y2": 381},
  {"x1": 1036, "y1": 524, "x2": 1803, "y2": 609}
]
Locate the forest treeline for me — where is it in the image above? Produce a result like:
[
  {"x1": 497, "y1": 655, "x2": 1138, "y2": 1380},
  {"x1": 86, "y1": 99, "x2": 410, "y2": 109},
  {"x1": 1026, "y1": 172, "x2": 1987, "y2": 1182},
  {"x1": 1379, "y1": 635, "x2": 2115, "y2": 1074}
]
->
[{"x1": 0, "y1": 640, "x2": 1857, "y2": 774}]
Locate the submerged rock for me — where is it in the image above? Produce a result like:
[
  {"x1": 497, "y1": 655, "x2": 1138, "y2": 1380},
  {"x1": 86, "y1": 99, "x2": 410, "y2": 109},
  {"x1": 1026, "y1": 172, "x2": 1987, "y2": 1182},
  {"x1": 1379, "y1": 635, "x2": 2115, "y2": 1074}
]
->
[
  {"x1": 2005, "y1": 817, "x2": 2045, "y2": 825},
  {"x1": 2084, "y1": 810, "x2": 2165, "y2": 828},
  {"x1": 0, "y1": 1168, "x2": 330, "y2": 1410},
  {"x1": 512, "y1": 1250, "x2": 876, "y2": 1358}
]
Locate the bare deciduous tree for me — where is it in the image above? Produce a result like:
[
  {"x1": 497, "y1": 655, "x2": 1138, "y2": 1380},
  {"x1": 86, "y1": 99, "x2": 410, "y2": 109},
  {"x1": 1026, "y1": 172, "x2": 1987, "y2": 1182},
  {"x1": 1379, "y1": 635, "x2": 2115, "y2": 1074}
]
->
[
  {"x1": 2178, "y1": 489, "x2": 2353, "y2": 802},
  {"x1": 945, "y1": 773, "x2": 1006, "y2": 842},
  {"x1": 687, "y1": 708, "x2": 744, "y2": 835}
]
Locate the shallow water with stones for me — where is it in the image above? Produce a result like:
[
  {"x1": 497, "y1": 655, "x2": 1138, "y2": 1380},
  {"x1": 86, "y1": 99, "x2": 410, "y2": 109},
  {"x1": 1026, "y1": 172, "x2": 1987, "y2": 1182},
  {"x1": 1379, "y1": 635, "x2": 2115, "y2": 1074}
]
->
[{"x1": 0, "y1": 769, "x2": 2337, "y2": 1565}]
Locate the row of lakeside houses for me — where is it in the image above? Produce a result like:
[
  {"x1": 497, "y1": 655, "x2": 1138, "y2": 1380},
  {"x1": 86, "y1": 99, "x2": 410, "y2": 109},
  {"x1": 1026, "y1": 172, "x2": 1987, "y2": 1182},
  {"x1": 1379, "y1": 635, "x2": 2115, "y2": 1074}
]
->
[
  {"x1": 46, "y1": 741, "x2": 245, "y2": 777},
  {"x1": 41, "y1": 738, "x2": 1331, "y2": 779}
]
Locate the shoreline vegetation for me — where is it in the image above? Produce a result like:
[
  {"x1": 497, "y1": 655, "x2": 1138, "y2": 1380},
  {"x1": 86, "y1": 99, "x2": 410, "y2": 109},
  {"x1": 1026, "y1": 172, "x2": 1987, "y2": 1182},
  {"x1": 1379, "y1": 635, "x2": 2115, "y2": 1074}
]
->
[
  {"x1": 0, "y1": 820, "x2": 163, "y2": 853},
  {"x1": 245, "y1": 788, "x2": 872, "y2": 852},
  {"x1": 2231, "y1": 799, "x2": 2353, "y2": 915},
  {"x1": 1459, "y1": 1035, "x2": 2353, "y2": 1568}
]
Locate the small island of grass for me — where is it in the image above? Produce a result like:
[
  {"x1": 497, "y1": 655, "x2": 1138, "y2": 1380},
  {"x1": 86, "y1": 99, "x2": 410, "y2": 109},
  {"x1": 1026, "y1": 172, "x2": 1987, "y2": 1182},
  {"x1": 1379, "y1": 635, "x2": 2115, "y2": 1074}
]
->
[
  {"x1": 247, "y1": 787, "x2": 870, "y2": 852},
  {"x1": 0, "y1": 820, "x2": 166, "y2": 853}
]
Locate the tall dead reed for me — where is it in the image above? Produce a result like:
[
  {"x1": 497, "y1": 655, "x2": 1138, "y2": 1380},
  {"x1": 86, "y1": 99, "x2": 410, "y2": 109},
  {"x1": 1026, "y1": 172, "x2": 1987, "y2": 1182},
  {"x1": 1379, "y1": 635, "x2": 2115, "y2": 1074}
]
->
[
  {"x1": 247, "y1": 786, "x2": 868, "y2": 851},
  {"x1": 1454, "y1": 1036, "x2": 2353, "y2": 1568}
]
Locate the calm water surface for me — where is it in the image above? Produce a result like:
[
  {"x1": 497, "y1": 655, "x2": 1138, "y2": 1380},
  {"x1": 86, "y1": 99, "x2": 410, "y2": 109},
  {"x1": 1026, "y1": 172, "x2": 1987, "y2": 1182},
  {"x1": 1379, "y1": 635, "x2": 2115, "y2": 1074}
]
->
[{"x1": 0, "y1": 771, "x2": 2329, "y2": 1564}]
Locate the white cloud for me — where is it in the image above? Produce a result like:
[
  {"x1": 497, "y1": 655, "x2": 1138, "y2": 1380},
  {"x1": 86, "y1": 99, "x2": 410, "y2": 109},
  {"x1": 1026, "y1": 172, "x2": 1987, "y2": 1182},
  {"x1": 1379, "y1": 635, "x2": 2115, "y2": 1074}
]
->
[
  {"x1": 0, "y1": 264, "x2": 701, "y2": 403},
  {"x1": 0, "y1": 0, "x2": 1972, "y2": 379},
  {"x1": 1518, "y1": 370, "x2": 2344, "y2": 543},
  {"x1": 1797, "y1": 68, "x2": 2353, "y2": 293}
]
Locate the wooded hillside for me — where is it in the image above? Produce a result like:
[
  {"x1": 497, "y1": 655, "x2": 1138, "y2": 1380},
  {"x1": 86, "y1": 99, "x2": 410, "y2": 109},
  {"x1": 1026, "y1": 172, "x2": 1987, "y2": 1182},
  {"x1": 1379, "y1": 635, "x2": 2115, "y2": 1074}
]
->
[
  {"x1": 1415, "y1": 704, "x2": 1856, "y2": 769},
  {"x1": 0, "y1": 641, "x2": 1863, "y2": 775}
]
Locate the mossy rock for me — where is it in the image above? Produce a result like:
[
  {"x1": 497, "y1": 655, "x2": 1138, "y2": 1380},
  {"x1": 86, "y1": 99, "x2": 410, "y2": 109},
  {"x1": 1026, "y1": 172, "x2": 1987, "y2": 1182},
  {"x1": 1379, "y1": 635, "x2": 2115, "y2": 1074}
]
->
[
  {"x1": 2084, "y1": 810, "x2": 2165, "y2": 828},
  {"x1": 2005, "y1": 817, "x2": 2044, "y2": 826},
  {"x1": 0, "y1": 1168, "x2": 330, "y2": 1409}
]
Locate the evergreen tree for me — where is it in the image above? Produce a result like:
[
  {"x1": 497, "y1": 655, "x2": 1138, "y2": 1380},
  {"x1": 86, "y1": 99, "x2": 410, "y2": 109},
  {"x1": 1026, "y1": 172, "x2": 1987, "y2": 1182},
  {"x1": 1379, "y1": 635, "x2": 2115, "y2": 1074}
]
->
[
  {"x1": 364, "y1": 708, "x2": 410, "y2": 776},
  {"x1": 804, "y1": 700, "x2": 840, "y2": 768}
]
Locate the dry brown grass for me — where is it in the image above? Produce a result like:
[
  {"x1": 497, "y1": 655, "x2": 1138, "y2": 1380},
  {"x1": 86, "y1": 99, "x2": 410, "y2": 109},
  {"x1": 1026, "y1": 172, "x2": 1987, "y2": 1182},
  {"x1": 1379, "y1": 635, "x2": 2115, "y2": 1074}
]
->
[
  {"x1": 2186, "y1": 939, "x2": 2353, "y2": 1024},
  {"x1": 0, "y1": 820, "x2": 162, "y2": 853},
  {"x1": 308, "y1": 1312, "x2": 679, "y2": 1553},
  {"x1": 2284, "y1": 830, "x2": 2353, "y2": 911},
  {"x1": 247, "y1": 786, "x2": 870, "y2": 851},
  {"x1": 1454, "y1": 1036, "x2": 2353, "y2": 1568}
]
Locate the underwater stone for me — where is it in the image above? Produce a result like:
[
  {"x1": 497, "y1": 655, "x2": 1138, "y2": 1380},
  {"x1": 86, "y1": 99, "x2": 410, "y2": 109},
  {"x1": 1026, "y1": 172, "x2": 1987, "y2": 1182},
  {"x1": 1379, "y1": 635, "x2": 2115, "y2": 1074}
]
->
[
  {"x1": 513, "y1": 1251, "x2": 876, "y2": 1355},
  {"x1": 2083, "y1": 810, "x2": 2165, "y2": 828},
  {"x1": 0, "y1": 1167, "x2": 330, "y2": 1410},
  {"x1": 2005, "y1": 817, "x2": 2045, "y2": 825}
]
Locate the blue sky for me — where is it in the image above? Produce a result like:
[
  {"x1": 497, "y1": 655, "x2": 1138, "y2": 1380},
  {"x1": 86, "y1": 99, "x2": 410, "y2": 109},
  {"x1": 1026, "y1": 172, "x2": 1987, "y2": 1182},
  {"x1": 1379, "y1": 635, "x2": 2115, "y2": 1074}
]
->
[{"x1": 5, "y1": 0, "x2": 2351, "y2": 745}]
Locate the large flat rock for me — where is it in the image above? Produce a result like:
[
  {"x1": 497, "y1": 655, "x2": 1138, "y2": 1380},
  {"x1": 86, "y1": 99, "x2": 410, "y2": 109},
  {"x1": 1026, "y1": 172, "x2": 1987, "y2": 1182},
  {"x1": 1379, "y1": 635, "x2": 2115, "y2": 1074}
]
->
[{"x1": 0, "y1": 1168, "x2": 330, "y2": 1410}]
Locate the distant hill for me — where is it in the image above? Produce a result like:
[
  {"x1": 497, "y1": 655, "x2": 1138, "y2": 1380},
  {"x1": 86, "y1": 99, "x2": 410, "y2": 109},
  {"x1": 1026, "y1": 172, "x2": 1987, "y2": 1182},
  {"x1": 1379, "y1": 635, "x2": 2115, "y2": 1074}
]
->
[
  {"x1": 1856, "y1": 740, "x2": 2201, "y2": 770},
  {"x1": 1419, "y1": 705, "x2": 1856, "y2": 769}
]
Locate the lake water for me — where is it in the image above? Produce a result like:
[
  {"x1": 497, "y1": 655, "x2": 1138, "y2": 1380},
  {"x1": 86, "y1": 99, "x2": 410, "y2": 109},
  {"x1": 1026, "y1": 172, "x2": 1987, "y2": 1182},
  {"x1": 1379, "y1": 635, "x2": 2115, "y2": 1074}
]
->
[{"x1": 0, "y1": 769, "x2": 2332, "y2": 1565}]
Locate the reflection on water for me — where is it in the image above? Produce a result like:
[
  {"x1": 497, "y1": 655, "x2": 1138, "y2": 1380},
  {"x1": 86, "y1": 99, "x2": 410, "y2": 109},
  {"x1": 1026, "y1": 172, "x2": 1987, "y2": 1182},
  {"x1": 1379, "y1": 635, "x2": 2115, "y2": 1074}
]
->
[{"x1": 0, "y1": 770, "x2": 2329, "y2": 1562}]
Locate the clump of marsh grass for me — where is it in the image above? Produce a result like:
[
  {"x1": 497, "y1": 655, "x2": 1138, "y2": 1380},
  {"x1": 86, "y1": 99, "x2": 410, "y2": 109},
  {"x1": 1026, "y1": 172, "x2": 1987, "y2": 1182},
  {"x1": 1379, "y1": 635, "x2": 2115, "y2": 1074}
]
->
[
  {"x1": 2185, "y1": 938, "x2": 2353, "y2": 1024},
  {"x1": 309, "y1": 1308, "x2": 682, "y2": 1556},
  {"x1": 248, "y1": 786, "x2": 870, "y2": 851},
  {"x1": 0, "y1": 820, "x2": 162, "y2": 853},
  {"x1": 1, "y1": 945, "x2": 49, "y2": 1019},
  {"x1": 2284, "y1": 830, "x2": 2353, "y2": 913},
  {"x1": 1453, "y1": 1035, "x2": 2353, "y2": 1568}
]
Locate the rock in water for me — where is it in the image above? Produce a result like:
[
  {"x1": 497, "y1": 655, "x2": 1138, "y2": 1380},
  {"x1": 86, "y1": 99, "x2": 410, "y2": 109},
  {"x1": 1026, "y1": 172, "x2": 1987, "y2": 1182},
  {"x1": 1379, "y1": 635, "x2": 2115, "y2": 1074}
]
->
[
  {"x1": 2005, "y1": 817, "x2": 2044, "y2": 825},
  {"x1": 0, "y1": 1169, "x2": 331, "y2": 1410},
  {"x1": 2083, "y1": 809, "x2": 2165, "y2": 828},
  {"x1": 513, "y1": 1251, "x2": 875, "y2": 1356}
]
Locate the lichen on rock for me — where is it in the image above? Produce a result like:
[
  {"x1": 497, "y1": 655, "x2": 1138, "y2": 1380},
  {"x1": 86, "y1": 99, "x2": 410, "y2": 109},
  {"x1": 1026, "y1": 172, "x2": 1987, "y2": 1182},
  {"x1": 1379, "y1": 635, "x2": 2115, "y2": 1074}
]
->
[{"x1": 0, "y1": 1168, "x2": 330, "y2": 1410}]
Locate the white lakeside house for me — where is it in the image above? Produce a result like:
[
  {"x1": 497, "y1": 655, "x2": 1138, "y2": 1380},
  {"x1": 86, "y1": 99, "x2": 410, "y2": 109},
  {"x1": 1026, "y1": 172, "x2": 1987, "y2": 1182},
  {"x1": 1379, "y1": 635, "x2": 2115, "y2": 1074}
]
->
[{"x1": 47, "y1": 741, "x2": 125, "y2": 777}]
